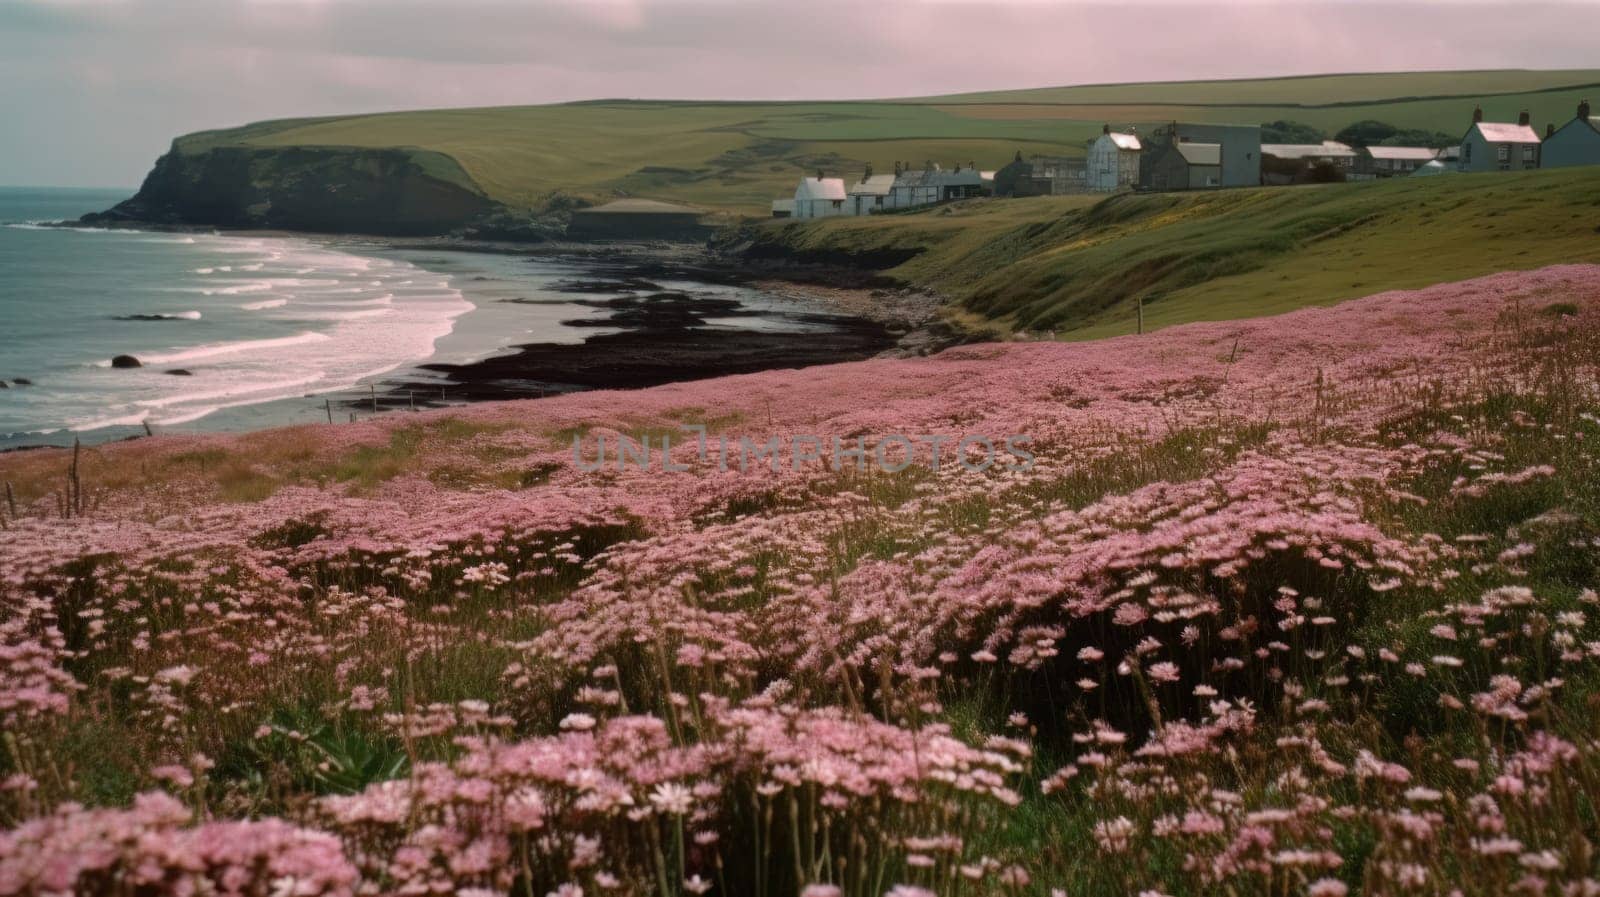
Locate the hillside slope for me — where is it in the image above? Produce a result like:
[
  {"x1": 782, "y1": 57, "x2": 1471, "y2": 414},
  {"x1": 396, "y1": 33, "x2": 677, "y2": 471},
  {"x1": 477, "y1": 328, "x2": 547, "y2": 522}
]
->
[
  {"x1": 734, "y1": 166, "x2": 1600, "y2": 338},
  {"x1": 125, "y1": 69, "x2": 1600, "y2": 216}
]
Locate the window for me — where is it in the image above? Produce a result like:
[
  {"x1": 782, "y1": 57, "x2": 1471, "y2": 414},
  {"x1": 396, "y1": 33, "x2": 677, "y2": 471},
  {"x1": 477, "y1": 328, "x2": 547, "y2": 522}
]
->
[
  {"x1": 1522, "y1": 145, "x2": 1536, "y2": 163},
  {"x1": 1497, "y1": 145, "x2": 1510, "y2": 162},
  {"x1": 1464, "y1": 143, "x2": 1472, "y2": 163}
]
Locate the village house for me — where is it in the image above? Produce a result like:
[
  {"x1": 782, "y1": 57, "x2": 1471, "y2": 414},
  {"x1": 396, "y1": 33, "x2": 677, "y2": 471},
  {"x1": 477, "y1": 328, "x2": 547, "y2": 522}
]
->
[
  {"x1": 1542, "y1": 100, "x2": 1600, "y2": 168},
  {"x1": 1459, "y1": 107, "x2": 1541, "y2": 172},
  {"x1": 1085, "y1": 126, "x2": 1141, "y2": 192},
  {"x1": 1142, "y1": 139, "x2": 1221, "y2": 190},
  {"x1": 847, "y1": 167, "x2": 897, "y2": 215},
  {"x1": 1140, "y1": 122, "x2": 1261, "y2": 190},
  {"x1": 993, "y1": 152, "x2": 1087, "y2": 197},
  {"x1": 792, "y1": 173, "x2": 849, "y2": 219},
  {"x1": 770, "y1": 199, "x2": 794, "y2": 218},
  {"x1": 1360, "y1": 146, "x2": 1444, "y2": 177},
  {"x1": 886, "y1": 162, "x2": 987, "y2": 209}
]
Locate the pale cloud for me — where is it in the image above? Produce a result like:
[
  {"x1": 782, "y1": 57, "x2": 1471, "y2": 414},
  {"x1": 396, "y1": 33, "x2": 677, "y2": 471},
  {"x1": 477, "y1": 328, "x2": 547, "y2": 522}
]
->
[{"x1": 3, "y1": 0, "x2": 1598, "y2": 187}]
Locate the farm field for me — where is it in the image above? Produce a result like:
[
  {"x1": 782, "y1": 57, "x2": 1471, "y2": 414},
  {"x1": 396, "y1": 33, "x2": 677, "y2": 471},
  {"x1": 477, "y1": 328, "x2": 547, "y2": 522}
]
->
[
  {"x1": 2, "y1": 263, "x2": 1599, "y2": 896},
  {"x1": 743, "y1": 166, "x2": 1600, "y2": 338},
  {"x1": 170, "y1": 69, "x2": 1600, "y2": 211}
]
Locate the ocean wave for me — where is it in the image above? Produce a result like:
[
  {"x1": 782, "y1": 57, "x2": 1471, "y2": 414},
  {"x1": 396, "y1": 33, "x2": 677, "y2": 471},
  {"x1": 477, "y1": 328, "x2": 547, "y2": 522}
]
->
[
  {"x1": 240, "y1": 297, "x2": 289, "y2": 311},
  {"x1": 134, "y1": 330, "x2": 332, "y2": 366}
]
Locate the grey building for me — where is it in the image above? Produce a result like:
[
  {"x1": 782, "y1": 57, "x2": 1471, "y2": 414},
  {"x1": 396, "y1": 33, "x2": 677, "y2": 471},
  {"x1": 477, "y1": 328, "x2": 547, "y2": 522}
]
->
[
  {"x1": 993, "y1": 152, "x2": 1087, "y2": 197},
  {"x1": 1140, "y1": 122, "x2": 1261, "y2": 189},
  {"x1": 1542, "y1": 100, "x2": 1600, "y2": 169},
  {"x1": 1458, "y1": 107, "x2": 1541, "y2": 172}
]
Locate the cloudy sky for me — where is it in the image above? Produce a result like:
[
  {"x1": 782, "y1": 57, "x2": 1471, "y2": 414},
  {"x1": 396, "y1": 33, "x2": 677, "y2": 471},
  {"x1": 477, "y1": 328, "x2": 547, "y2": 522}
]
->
[{"x1": 4, "y1": 0, "x2": 1599, "y2": 188}]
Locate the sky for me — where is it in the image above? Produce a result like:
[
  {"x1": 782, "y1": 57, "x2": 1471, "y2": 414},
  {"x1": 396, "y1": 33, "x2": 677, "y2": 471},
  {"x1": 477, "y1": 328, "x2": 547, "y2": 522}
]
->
[{"x1": 3, "y1": 0, "x2": 1599, "y2": 188}]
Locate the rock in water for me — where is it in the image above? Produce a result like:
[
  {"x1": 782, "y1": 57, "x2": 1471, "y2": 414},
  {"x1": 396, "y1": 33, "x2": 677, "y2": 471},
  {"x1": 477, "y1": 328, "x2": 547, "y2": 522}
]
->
[
  {"x1": 165, "y1": 369, "x2": 193, "y2": 376},
  {"x1": 11, "y1": 377, "x2": 32, "y2": 386},
  {"x1": 111, "y1": 355, "x2": 143, "y2": 369}
]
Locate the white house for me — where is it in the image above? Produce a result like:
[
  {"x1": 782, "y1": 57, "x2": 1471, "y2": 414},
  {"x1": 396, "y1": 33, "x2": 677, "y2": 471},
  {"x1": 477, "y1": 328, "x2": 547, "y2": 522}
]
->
[
  {"x1": 1542, "y1": 99, "x2": 1600, "y2": 168},
  {"x1": 847, "y1": 172, "x2": 896, "y2": 216},
  {"x1": 793, "y1": 174, "x2": 849, "y2": 219},
  {"x1": 1458, "y1": 107, "x2": 1541, "y2": 172},
  {"x1": 1086, "y1": 126, "x2": 1142, "y2": 192}
]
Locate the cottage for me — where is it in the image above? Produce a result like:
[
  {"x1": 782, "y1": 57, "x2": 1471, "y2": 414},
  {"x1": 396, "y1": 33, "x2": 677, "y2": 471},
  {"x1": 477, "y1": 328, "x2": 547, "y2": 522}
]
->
[
  {"x1": 1085, "y1": 126, "x2": 1141, "y2": 192},
  {"x1": 1140, "y1": 122, "x2": 1260, "y2": 189},
  {"x1": 887, "y1": 162, "x2": 987, "y2": 209},
  {"x1": 793, "y1": 173, "x2": 849, "y2": 219},
  {"x1": 1542, "y1": 100, "x2": 1600, "y2": 169},
  {"x1": 1360, "y1": 146, "x2": 1443, "y2": 177},
  {"x1": 1458, "y1": 107, "x2": 1541, "y2": 172},
  {"x1": 847, "y1": 169, "x2": 896, "y2": 215},
  {"x1": 994, "y1": 152, "x2": 1087, "y2": 197}
]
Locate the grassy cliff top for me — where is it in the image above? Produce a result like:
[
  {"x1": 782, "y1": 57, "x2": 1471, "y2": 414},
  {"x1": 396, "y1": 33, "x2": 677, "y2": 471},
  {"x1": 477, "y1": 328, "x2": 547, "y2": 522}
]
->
[
  {"x1": 171, "y1": 69, "x2": 1600, "y2": 212},
  {"x1": 748, "y1": 166, "x2": 1600, "y2": 338}
]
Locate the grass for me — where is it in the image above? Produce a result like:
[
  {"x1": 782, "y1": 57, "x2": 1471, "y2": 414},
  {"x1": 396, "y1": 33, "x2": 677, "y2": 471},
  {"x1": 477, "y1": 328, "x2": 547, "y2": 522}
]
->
[
  {"x1": 166, "y1": 69, "x2": 1600, "y2": 212},
  {"x1": 748, "y1": 166, "x2": 1600, "y2": 338}
]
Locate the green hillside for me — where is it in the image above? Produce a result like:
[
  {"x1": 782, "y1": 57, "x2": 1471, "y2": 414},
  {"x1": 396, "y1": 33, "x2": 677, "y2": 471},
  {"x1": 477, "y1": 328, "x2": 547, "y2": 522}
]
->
[
  {"x1": 171, "y1": 69, "x2": 1600, "y2": 212},
  {"x1": 738, "y1": 166, "x2": 1600, "y2": 338}
]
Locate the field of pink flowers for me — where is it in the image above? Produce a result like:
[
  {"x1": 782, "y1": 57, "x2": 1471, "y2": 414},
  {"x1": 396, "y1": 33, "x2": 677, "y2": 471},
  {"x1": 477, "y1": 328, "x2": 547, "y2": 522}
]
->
[{"x1": 3, "y1": 265, "x2": 1599, "y2": 897}]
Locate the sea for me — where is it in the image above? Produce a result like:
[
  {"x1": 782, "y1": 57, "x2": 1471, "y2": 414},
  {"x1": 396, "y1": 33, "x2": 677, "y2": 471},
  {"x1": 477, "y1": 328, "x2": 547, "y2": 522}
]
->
[{"x1": 0, "y1": 186, "x2": 829, "y2": 450}]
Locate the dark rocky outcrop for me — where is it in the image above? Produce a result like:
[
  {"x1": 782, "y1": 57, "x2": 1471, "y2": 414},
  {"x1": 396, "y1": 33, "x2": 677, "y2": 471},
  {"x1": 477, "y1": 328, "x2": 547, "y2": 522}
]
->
[
  {"x1": 82, "y1": 143, "x2": 503, "y2": 237},
  {"x1": 111, "y1": 355, "x2": 142, "y2": 369},
  {"x1": 11, "y1": 378, "x2": 32, "y2": 386},
  {"x1": 165, "y1": 369, "x2": 194, "y2": 376}
]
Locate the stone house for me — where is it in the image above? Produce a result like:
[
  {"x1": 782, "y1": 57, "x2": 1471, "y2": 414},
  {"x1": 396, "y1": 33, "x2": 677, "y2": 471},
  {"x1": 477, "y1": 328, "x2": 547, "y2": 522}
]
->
[
  {"x1": 1458, "y1": 107, "x2": 1541, "y2": 172},
  {"x1": 1542, "y1": 100, "x2": 1600, "y2": 168}
]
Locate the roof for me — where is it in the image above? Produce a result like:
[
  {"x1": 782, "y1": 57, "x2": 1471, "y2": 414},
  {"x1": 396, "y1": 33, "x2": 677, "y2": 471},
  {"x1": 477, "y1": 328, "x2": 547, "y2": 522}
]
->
[
  {"x1": 848, "y1": 174, "x2": 896, "y2": 196},
  {"x1": 1176, "y1": 142, "x2": 1222, "y2": 166},
  {"x1": 1365, "y1": 146, "x2": 1443, "y2": 161},
  {"x1": 579, "y1": 199, "x2": 702, "y2": 215},
  {"x1": 1260, "y1": 141, "x2": 1357, "y2": 160},
  {"x1": 796, "y1": 177, "x2": 847, "y2": 202},
  {"x1": 1103, "y1": 132, "x2": 1142, "y2": 151},
  {"x1": 1470, "y1": 122, "x2": 1542, "y2": 144},
  {"x1": 1556, "y1": 116, "x2": 1600, "y2": 135}
]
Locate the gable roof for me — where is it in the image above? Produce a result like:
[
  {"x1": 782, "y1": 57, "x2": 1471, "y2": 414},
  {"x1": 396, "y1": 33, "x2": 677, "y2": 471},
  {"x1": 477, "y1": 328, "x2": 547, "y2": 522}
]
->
[
  {"x1": 1469, "y1": 122, "x2": 1541, "y2": 144},
  {"x1": 1364, "y1": 146, "x2": 1442, "y2": 161},
  {"x1": 1261, "y1": 141, "x2": 1356, "y2": 160},
  {"x1": 796, "y1": 177, "x2": 847, "y2": 202},
  {"x1": 848, "y1": 174, "x2": 896, "y2": 196},
  {"x1": 1176, "y1": 142, "x2": 1221, "y2": 166},
  {"x1": 1553, "y1": 115, "x2": 1600, "y2": 137}
]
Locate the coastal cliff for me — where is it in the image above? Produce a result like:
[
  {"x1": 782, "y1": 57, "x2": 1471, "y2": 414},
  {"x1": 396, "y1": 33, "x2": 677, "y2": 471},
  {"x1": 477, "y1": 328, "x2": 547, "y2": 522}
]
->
[{"x1": 82, "y1": 142, "x2": 503, "y2": 236}]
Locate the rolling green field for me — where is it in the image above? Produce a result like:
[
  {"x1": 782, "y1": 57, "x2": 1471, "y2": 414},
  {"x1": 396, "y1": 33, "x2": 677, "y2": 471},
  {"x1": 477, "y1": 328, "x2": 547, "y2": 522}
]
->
[
  {"x1": 745, "y1": 166, "x2": 1600, "y2": 338},
  {"x1": 174, "y1": 69, "x2": 1600, "y2": 212}
]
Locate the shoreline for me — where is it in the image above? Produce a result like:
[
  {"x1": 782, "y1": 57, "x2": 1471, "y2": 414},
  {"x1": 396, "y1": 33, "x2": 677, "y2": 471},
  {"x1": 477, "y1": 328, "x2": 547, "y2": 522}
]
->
[{"x1": 7, "y1": 221, "x2": 965, "y2": 447}]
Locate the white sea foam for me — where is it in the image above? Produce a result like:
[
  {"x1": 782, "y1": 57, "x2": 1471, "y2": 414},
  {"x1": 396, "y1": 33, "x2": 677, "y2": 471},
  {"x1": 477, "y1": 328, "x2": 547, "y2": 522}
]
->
[
  {"x1": 33, "y1": 229, "x2": 473, "y2": 437},
  {"x1": 240, "y1": 297, "x2": 289, "y2": 311}
]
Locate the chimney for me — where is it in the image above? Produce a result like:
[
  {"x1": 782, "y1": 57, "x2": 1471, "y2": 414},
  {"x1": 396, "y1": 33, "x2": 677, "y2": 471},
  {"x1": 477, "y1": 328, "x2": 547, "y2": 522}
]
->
[
  {"x1": 816, "y1": 169, "x2": 824, "y2": 180},
  {"x1": 1547, "y1": 123, "x2": 1556, "y2": 138},
  {"x1": 1102, "y1": 123, "x2": 1111, "y2": 134},
  {"x1": 894, "y1": 161, "x2": 903, "y2": 175},
  {"x1": 1014, "y1": 150, "x2": 1023, "y2": 162},
  {"x1": 1581, "y1": 99, "x2": 1593, "y2": 120},
  {"x1": 1517, "y1": 110, "x2": 1530, "y2": 126},
  {"x1": 864, "y1": 162, "x2": 873, "y2": 179},
  {"x1": 1472, "y1": 105, "x2": 1484, "y2": 124}
]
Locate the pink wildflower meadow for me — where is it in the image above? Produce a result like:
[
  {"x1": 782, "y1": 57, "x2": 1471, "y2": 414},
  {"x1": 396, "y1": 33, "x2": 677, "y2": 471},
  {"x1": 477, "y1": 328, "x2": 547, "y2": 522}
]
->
[{"x1": 2, "y1": 265, "x2": 1599, "y2": 896}]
